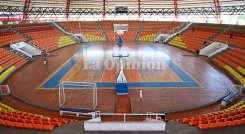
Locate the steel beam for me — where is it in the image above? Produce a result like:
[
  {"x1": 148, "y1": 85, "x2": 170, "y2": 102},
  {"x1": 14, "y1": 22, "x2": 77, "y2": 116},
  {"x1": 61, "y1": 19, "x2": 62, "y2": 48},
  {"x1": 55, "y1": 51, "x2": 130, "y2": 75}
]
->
[
  {"x1": 1, "y1": 5, "x2": 244, "y2": 19},
  {"x1": 66, "y1": 0, "x2": 71, "y2": 19},
  {"x1": 103, "y1": 0, "x2": 106, "y2": 16},
  {"x1": 138, "y1": 0, "x2": 141, "y2": 17},
  {"x1": 174, "y1": 0, "x2": 178, "y2": 17},
  {"x1": 22, "y1": 0, "x2": 31, "y2": 20},
  {"x1": 213, "y1": 0, "x2": 221, "y2": 22}
]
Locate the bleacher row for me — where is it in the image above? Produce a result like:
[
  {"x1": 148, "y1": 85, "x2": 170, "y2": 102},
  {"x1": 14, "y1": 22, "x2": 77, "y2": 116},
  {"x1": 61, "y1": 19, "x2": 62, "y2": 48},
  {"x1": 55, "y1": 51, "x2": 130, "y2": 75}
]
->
[
  {"x1": 0, "y1": 29, "x2": 26, "y2": 47},
  {"x1": 215, "y1": 31, "x2": 245, "y2": 48},
  {"x1": 168, "y1": 24, "x2": 245, "y2": 52},
  {"x1": 139, "y1": 22, "x2": 184, "y2": 42},
  {"x1": 176, "y1": 101, "x2": 245, "y2": 129},
  {"x1": 0, "y1": 48, "x2": 28, "y2": 84},
  {"x1": 58, "y1": 21, "x2": 245, "y2": 46},
  {"x1": 59, "y1": 21, "x2": 105, "y2": 42},
  {"x1": 168, "y1": 27, "x2": 219, "y2": 53},
  {"x1": 0, "y1": 102, "x2": 77, "y2": 131},
  {"x1": 58, "y1": 21, "x2": 184, "y2": 42},
  {"x1": 169, "y1": 36, "x2": 211, "y2": 53},
  {"x1": 0, "y1": 23, "x2": 76, "y2": 52},
  {"x1": 15, "y1": 24, "x2": 76, "y2": 52},
  {"x1": 211, "y1": 48, "x2": 245, "y2": 85}
]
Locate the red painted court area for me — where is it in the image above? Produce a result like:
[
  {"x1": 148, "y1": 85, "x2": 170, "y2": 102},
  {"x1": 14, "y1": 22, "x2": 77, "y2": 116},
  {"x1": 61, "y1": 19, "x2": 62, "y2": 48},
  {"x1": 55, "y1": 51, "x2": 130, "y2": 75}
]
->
[{"x1": 102, "y1": 68, "x2": 141, "y2": 82}]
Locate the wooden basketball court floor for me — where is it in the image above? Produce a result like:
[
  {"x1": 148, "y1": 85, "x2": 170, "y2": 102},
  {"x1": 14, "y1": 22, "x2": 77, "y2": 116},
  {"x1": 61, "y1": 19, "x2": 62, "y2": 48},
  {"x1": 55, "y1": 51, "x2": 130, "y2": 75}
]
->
[
  {"x1": 61, "y1": 44, "x2": 182, "y2": 83},
  {"x1": 40, "y1": 42, "x2": 200, "y2": 89},
  {"x1": 3, "y1": 41, "x2": 235, "y2": 114}
]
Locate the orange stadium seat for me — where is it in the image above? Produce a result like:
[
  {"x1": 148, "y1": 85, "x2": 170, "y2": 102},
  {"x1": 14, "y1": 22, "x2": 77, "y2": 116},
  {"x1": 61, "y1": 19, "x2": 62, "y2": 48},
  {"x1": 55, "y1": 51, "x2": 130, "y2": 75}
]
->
[
  {"x1": 59, "y1": 21, "x2": 105, "y2": 42},
  {"x1": 215, "y1": 31, "x2": 245, "y2": 49},
  {"x1": 0, "y1": 30, "x2": 25, "y2": 47},
  {"x1": 177, "y1": 101, "x2": 245, "y2": 129},
  {"x1": 211, "y1": 48, "x2": 245, "y2": 85},
  {"x1": 168, "y1": 26, "x2": 220, "y2": 53},
  {"x1": 139, "y1": 22, "x2": 184, "y2": 42},
  {"x1": 0, "y1": 102, "x2": 78, "y2": 131},
  {"x1": 0, "y1": 49, "x2": 28, "y2": 84},
  {"x1": 16, "y1": 24, "x2": 76, "y2": 52}
]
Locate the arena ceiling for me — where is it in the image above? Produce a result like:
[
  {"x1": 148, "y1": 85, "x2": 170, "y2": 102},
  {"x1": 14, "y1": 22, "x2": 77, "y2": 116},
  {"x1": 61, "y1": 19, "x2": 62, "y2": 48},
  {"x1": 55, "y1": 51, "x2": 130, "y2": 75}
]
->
[
  {"x1": 0, "y1": 0, "x2": 245, "y2": 20},
  {"x1": 0, "y1": 0, "x2": 244, "y2": 8}
]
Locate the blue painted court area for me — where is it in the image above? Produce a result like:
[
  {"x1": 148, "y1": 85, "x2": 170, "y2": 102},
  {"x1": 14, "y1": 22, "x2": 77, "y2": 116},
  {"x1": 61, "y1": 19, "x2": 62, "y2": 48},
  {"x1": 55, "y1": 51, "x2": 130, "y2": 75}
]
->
[{"x1": 41, "y1": 46, "x2": 200, "y2": 89}]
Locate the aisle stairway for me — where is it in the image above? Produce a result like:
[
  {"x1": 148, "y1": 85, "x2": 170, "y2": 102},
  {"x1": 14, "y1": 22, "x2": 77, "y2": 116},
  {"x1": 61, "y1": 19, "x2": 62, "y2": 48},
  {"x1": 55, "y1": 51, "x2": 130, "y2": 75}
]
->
[
  {"x1": 169, "y1": 36, "x2": 187, "y2": 49},
  {"x1": 57, "y1": 36, "x2": 76, "y2": 47},
  {"x1": 176, "y1": 101, "x2": 245, "y2": 129},
  {"x1": 115, "y1": 95, "x2": 132, "y2": 113},
  {"x1": 100, "y1": 95, "x2": 146, "y2": 122}
]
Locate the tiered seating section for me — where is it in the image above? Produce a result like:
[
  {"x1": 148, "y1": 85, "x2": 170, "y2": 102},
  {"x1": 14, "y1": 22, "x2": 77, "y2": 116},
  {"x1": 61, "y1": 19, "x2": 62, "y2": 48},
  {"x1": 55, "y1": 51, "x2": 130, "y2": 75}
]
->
[
  {"x1": 177, "y1": 101, "x2": 245, "y2": 129},
  {"x1": 0, "y1": 48, "x2": 28, "y2": 84},
  {"x1": 101, "y1": 21, "x2": 115, "y2": 41},
  {"x1": 126, "y1": 21, "x2": 140, "y2": 41},
  {"x1": 211, "y1": 48, "x2": 245, "y2": 85},
  {"x1": 0, "y1": 102, "x2": 77, "y2": 131},
  {"x1": 139, "y1": 22, "x2": 184, "y2": 42},
  {"x1": 0, "y1": 29, "x2": 25, "y2": 47},
  {"x1": 59, "y1": 21, "x2": 105, "y2": 42},
  {"x1": 215, "y1": 30, "x2": 245, "y2": 49},
  {"x1": 184, "y1": 28, "x2": 220, "y2": 39},
  {"x1": 15, "y1": 23, "x2": 76, "y2": 52},
  {"x1": 169, "y1": 28, "x2": 219, "y2": 53},
  {"x1": 169, "y1": 23, "x2": 245, "y2": 53}
]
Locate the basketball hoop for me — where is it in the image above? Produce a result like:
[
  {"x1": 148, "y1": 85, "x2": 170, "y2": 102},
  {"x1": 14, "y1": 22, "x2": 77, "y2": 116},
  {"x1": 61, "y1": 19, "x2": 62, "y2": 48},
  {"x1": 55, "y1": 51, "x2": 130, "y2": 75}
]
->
[
  {"x1": 116, "y1": 30, "x2": 125, "y2": 36},
  {"x1": 114, "y1": 24, "x2": 128, "y2": 36}
]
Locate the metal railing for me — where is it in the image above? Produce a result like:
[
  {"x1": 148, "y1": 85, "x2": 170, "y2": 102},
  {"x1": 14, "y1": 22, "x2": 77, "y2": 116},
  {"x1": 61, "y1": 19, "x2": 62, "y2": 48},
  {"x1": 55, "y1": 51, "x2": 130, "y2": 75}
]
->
[{"x1": 95, "y1": 112, "x2": 165, "y2": 122}]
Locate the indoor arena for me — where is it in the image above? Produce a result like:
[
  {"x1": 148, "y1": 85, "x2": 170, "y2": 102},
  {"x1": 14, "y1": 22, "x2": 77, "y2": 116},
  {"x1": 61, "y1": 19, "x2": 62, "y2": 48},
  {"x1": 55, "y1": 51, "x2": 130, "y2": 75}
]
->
[{"x1": 0, "y1": 0, "x2": 245, "y2": 134}]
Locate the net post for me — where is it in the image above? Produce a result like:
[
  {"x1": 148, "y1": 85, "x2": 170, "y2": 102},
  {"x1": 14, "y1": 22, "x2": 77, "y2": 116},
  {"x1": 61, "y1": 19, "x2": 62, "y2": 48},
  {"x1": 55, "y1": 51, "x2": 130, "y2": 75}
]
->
[{"x1": 59, "y1": 81, "x2": 97, "y2": 111}]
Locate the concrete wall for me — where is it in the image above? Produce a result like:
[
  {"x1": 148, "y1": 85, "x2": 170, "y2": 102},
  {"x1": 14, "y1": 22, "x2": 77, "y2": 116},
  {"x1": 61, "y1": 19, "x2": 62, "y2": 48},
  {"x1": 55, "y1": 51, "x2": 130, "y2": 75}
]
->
[
  {"x1": 84, "y1": 117, "x2": 165, "y2": 131},
  {"x1": 10, "y1": 42, "x2": 42, "y2": 57},
  {"x1": 199, "y1": 42, "x2": 228, "y2": 57}
]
